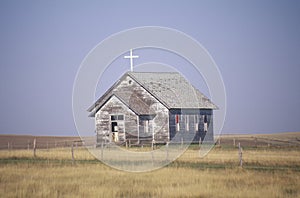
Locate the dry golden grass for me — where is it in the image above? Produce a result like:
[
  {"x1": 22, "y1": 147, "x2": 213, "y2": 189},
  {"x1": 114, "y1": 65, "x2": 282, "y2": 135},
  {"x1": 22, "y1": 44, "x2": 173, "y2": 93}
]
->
[
  {"x1": 2, "y1": 163, "x2": 299, "y2": 198},
  {"x1": 0, "y1": 146, "x2": 300, "y2": 198}
]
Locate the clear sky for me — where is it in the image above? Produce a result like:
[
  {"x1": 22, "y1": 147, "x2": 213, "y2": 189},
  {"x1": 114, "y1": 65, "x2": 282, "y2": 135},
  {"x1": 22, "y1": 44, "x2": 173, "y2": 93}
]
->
[{"x1": 0, "y1": 0, "x2": 299, "y2": 136}]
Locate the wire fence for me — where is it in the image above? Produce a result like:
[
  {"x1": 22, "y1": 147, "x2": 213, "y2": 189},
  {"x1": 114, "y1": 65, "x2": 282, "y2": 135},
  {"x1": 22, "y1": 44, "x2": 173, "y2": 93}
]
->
[
  {"x1": 1, "y1": 135, "x2": 300, "y2": 171},
  {"x1": 1, "y1": 134, "x2": 300, "y2": 151},
  {"x1": 215, "y1": 135, "x2": 300, "y2": 148},
  {"x1": 0, "y1": 136, "x2": 97, "y2": 150}
]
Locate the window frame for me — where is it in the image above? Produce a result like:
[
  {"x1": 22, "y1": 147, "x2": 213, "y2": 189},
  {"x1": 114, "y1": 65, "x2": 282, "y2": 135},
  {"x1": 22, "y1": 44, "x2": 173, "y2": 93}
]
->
[
  {"x1": 175, "y1": 114, "x2": 180, "y2": 132},
  {"x1": 110, "y1": 114, "x2": 125, "y2": 121}
]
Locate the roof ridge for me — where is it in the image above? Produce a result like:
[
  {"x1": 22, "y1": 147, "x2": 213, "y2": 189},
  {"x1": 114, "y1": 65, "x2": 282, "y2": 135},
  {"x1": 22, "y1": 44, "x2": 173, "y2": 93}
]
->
[{"x1": 127, "y1": 71, "x2": 179, "y2": 74}]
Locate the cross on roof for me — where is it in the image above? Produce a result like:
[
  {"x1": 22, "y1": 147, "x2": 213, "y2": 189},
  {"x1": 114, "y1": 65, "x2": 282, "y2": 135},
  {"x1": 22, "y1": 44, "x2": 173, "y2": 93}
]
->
[{"x1": 124, "y1": 49, "x2": 139, "y2": 72}]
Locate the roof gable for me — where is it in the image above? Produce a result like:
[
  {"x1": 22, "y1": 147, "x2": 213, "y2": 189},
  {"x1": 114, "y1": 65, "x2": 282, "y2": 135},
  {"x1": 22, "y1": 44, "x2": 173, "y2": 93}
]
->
[
  {"x1": 88, "y1": 74, "x2": 160, "y2": 117},
  {"x1": 97, "y1": 94, "x2": 139, "y2": 116},
  {"x1": 88, "y1": 72, "x2": 217, "y2": 116}
]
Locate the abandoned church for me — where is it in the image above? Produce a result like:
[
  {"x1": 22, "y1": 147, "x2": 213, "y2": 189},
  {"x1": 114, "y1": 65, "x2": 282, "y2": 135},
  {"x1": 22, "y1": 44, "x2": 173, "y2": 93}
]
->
[{"x1": 88, "y1": 71, "x2": 218, "y2": 146}]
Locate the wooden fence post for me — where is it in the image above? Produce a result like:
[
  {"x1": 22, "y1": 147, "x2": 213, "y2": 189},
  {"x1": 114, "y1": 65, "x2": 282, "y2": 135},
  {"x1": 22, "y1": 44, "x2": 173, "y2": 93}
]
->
[
  {"x1": 181, "y1": 137, "x2": 183, "y2": 148},
  {"x1": 71, "y1": 143, "x2": 74, "y2": 164},
  {"x1": 238, "y1": 142, "x2": 243, "y2": 167},
  {"x1": 27, "y1": 140, "x2": 30, "y2": 151},
  {"x1": 233, "y1": 138, "x2": 236, "y2": 147},
  {"x1": 199, "y1": 137, "x2": 202, "y2": 147},
  {"x1": 166, "y1": 142, "x2": 169, "y2": 161},
  {"x1": 101, "y1": 141, "x2": 104, "y2": 160},
  {"x1": 218, "y1": 138, "x2": 221, "y2": 146},
  {"x1": 8, "y1": 142, "x2": 13, "y2": 150},
  {"x1": 151, "y1": 150, "x2": 154, "y2": 166},
  {"x1": 33, "y1": 138, "x2": 36, "y2": 157}
]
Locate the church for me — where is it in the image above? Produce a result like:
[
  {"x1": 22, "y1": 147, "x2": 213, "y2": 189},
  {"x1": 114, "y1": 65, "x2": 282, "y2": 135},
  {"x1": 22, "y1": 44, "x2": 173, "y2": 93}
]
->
[{"x1": 87, "y1": 50, "x2": 217, "y2": 146}]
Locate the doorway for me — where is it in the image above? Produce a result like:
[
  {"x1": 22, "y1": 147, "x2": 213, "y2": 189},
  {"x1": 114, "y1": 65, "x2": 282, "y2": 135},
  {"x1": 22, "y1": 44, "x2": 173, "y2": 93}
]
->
[
  {"x1": 110, "y1": 115, "x2": 124, "y2": 142},
  {"x1": 111, "y1": 121, "x2": 119, "y2": 142}
]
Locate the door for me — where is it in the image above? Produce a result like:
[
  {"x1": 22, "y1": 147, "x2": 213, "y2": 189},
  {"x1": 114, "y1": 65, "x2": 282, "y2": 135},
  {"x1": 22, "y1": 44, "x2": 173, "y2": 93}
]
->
[
  {"x1": 111, "y1": 121, "x2": 119, "y2": 142},
  {"x1": 110, "y1": 115, "x2": 124, "y2": 142}
]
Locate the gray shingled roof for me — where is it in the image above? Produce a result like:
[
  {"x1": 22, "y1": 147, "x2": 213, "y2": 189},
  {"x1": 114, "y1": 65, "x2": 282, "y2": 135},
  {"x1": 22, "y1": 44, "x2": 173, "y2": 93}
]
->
[
  {"x1": 88, "y1": 72, "x2": 217, "y2": 117},
  {"x1": 128, "y1": 72, "x2": 217, "y2": 109}
]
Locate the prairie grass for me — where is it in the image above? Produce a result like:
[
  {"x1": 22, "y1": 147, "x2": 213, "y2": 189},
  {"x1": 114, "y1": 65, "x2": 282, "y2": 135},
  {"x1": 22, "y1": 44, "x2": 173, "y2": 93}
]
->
[{"x1": 0, "y1": 147, "x2": 299, "y2": 197}]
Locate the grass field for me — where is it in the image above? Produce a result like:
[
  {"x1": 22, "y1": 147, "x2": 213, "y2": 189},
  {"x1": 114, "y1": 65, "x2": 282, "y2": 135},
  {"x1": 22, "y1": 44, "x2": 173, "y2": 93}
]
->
[{"x1": 0, "y1": 133, "x2": 300, "y2": 197}]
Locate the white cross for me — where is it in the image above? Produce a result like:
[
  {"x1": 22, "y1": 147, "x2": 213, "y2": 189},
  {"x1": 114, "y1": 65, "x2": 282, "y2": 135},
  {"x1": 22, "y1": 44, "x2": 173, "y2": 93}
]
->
[{"x1": 124, "y1": 49, "x2": 139, "y2": 72}]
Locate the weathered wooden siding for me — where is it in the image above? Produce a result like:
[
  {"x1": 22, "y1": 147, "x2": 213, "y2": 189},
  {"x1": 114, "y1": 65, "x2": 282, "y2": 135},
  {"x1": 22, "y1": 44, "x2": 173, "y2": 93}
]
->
[
  {"x1": 95, "y1": 96, "x2": 137, "y2": 144},
  {"x1": 138, "y1": 102, "x2": 169, "y2": 144},
  {"x1": 95, "y1": 76, "x2": 169, "y2": 144},
  {"x1": 169, "y1": 109, "x2": 214, "y2": 143},
  {"x1": 152, "y1": 102, "x2": 169, "y2": 143}
]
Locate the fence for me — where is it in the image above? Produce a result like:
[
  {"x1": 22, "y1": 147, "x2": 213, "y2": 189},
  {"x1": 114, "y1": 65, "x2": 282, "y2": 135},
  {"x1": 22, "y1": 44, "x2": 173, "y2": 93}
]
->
[
  {"x1": 2, "y1": 139, "x2": 84, "y2": 150},
  {"x1": 215, "y1": 135, "x2": 300, "y2": 148},
  {"x1": 1, "y1": 134, "x2": 300, "y2": 168}
]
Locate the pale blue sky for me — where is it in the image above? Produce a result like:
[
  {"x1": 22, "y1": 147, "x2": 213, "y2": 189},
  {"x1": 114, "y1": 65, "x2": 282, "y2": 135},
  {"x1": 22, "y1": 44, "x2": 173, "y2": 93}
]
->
[{"x1": 0, "y1": 0, "x2": 299, "y2": 135}]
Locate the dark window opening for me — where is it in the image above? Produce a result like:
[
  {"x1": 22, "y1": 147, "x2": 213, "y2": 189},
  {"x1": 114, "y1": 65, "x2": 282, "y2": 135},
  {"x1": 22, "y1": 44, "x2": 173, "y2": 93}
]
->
[
  {"x1": 111, "y1": 115, "x2": 124, "y2": 121},
  {"x1": 204, "y1": 115, "x2": 207, "y2": 123},
  {"x1": 111, "y1": 122, "x2": 118, "y2": 132}
]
